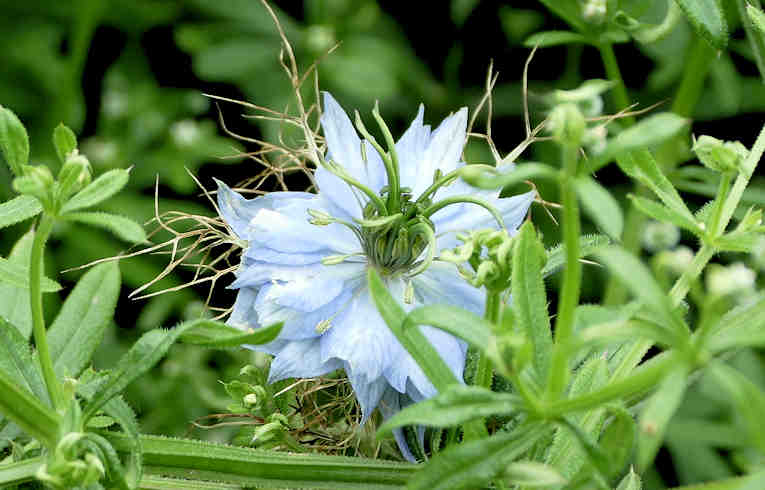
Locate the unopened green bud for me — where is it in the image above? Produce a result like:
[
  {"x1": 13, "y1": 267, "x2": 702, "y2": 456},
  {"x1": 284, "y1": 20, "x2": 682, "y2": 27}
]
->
[
  {"x1": 243, "y1": 393, "x2": 259, "y2": 407},
  {"x1": 642, "y1": 220, "x2": 680, "y2": 252},
  {"x1": 548, "y1": 103, "x2": 586, "y2": 146},
  {"x1": 58, "y1": 153, "x2": 92, "y2": 199},
  {"x1": 693, "y1": 135, "x2": 749, "y2": 174},
  {"x1": 13, "y1": 165, "x2": 54, "y2": 206}
]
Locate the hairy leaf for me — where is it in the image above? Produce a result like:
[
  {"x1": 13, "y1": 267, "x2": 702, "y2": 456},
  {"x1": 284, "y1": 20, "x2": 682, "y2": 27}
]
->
[{"x1": 0, "y1": 195, "x2": 42, "y2": 229}]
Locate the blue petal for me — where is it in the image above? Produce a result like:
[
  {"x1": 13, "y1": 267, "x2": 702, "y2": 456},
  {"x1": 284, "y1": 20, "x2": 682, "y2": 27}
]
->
[
  {"x1": 411, "y1": 108, "x2": 468, "y2": 196},
  {"x1": 228, "y1": 287, "x2": 258, "y2": 329},
  {"x1": 345, "y1": 364, "x2": 388, "y2": 424},
  {"x1": 378, "y1": 388, "x2": 418, "y2": 463},
  {"x1": 396, "y1": 105, "x2": 431, "y2": 191},
  {"x1": 320, "y1": 286, "x2": 398, "y2": 381},
  {"x1": 316, "y1": 93, "x2": 386, "y2": 219},
  {"x1": 260, "y1": 263, "x2": 363, "y2": 312},
  {"x1": 268, "y1": 338, "x2": 344, "y2": 383},
  {"x1": 231, "y1": 262, "x2": 327, "y2": 289},
  {"x1": 216, "y1": 180, "x2": 314, "y2": 240}
]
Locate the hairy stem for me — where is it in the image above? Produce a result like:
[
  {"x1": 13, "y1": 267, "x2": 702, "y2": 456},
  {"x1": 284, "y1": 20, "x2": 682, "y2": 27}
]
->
[
  {"x1": 30, "y1": 214, "x2": 63, "y2": 411},
  {"x1": 547, "y1": 143, "x2": 582, "y2": 398}
]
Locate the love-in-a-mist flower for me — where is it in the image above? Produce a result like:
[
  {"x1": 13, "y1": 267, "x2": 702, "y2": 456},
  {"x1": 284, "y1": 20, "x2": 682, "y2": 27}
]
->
[{"x1": 217, "y1": 92, "x2": 535, "y2": 461}]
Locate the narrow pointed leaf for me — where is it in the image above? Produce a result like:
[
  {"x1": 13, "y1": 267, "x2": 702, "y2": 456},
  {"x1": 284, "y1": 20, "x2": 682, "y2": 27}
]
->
[
  {"x1": 512, "y1": 222, "x2": 553, "y2": 380},
  {"x1": 62, "y1": 211, "x2": 147, "y2": 243},
  {"x1": 542, "y1": 234, "x2": 610, "y2": 276},
  {"x1": 378, "y1": 386, "x2": 520, "y2": 436},
  {"x1": 0, "y1": 106, "x2": 29, "y2": 175},
  {"x1": 407, "y1": 423, "x2": 545, "y2": 490},
  {"x1": 708, "y1": 362, "x2": 765, "y2": 453},
  {"x1": 524, "y1": 30, "x2": 588, "y2": 47},
  {"x1": 0, "y1": 256, "x2": 62, "y2": 292},
  {"x1": 616, "y1": 468, "x2": 642, "y2": 490},
  {"x1": 0, "y1": 195, "x2": 42, "y2": 229},
  {"x1": 404, "y1": 305, "x2": 493, "y2": 351},
  {"x1": 368, "y1": 268, "x2": 459, "y2": 391},
  {"x1": 0, "y1": 318, "x2": 49, "y2": 404},
  {"x1": 48, "y1": 262, "x2": 121, "y2": 378},
  {"x1": 675, "y1": 0, "x2": 729, "y2": 49},
  {"x1": 629, "y1": 195, "x2": 703, "y2": 234},
  {"x1": 637, "y1": 367, "x2": 689, "y2": 471},
  {"x1": 575, "y1": 176, "x2": 623, "y2": 239},
  {"x1": 0, "y1": 231, "x2": 37, "y2": 337},
  {"x1": 0, "y1": 457, "x2": 42, "y2": 487},
  {"x1": 179, "y1": 320, "x2": 283, "y2": 348},
  {"x1": 504, "y1": 462, "x2": 567, "y2": 486},
  {"x1": 739, "y1": 0, "x2": 765, "y2": 83},
  {"x1": 0, "y1": 365, "x2": 60, "y2": 447},
  {"x1": 61, "y1": 168, "x2": 130, "y2": 213},
  {"x1": 52, "y1": 123, "x2": 77, "y2": 164},
  {"x1": 707, "y1": 296, "x2": 765, "y2": 352},
  {"x1": 595, "y1": 246, "x2": 687, "y2": 339}
]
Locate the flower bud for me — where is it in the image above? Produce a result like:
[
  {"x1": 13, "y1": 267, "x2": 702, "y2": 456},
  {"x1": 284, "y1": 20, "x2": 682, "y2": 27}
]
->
[
  {"x1": 693, "y1": 135, "x2": 749, "y2": 174},
  {"x1": 642, "y1": 220, "x2": 680, "y2": 252},
  {"x1": 13, "y1": 164, "x2": 54, "y2": 207},
  {"x1": 58, "y1": 153, "x2": 92, "y2": 200},
  {"x1": 655, "y1": 246, "x2": 694, "y2": 276},
  {"x1": 582, "y1": 0, "x2": 607, "y2": 24},
  {"x1": 548, "y1": 103, "x2": 586, "y2": 146}
]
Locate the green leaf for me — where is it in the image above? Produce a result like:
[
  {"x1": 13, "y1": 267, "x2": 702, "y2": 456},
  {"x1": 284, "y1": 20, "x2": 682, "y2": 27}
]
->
[
  {"x1": 637, "y1": 367, "x2": 689, "y2": 471},
  {"x1": 542, "y1": 234, "x2": 610, "y2": 276},
  {"x1": 629, "y1": 195, "x2": 703, "y2": 234},
  {"x1": 598, "y1": 406, "x2": 637, "y2": 477},
  {"x1": 78, "y1": 372, "x2": 142, "y2": 488},
  {"x1": 586, "y1": 115, "x2": 689, "y2": 174},
  {"x1": 0, "y1": 256, "x2": 62, "y2": 292},
  {"x1": 0, "y1": 231, "x2": 36, "y2": 338},
  {"x1": 707, "y1": 296, "x2": 765, "y2": 352},
  {"x1": 367, "y1": 268, "x2": 459, "y2": 391},
  {"x1": 0, "y1": 457, "x2": 42, "y2": 487},
  {"x1": 574, "y1": 176, "x2": 623, "y2": 239},
  {"x1": 407, "y1": 423, "x2": 545, "y2": 490},
  {"x1": 504, "y1": 461, "x2": 567, "y2": 486},
  {"x1": 378, "y1": 386, "x2": 520, "y2": 436},
  {"x1": 0, "y1": 195, "x2": 42, "y2": 229},
  {"x1": 61, "y1": 168, "x2": 130, "y2": 214},
  {"x1": 403, "y1": 306, "x2": 493, "y2": 353},
  {"x1": 511, "y1": 222, "x2": 553, "y2": 380},
  {"x1": 538, "y1": 0, "x2": 586, "y2": 31},
  {"x1": 0, "y1": 363, "x2": 60, "y2": 448},
  {"x1": 674, "y1": 0, "x2": 728, "y2": 49},
  {"x1": 179, "y1": 320, "x2": 283, "y2": 348},
  {"x1": 0, "y1": 105, "x2": 29, "y2": 176},
  {"x1": 616, "y1": 468, "x2": 642, "y2": 490},
  {"x1": 709, "y1": 362, "x2": 765, "y2": 453},
  {"x1": 62, "y1": 211, "x2": 148, "y2": 243},
  {"x1": 524, "y1": 30, "x2": 588, "y2": 47},
  {"x1": 47, "y1": 262, "x2": 121, "y2": 378},
  {"x1": 52, "y1": 123, "x2": 77, "y2": 164},
  {"x1": 741, "y1": 1, "x2": 765, "y2": 83},
  {"x1": 595, "y1": 246, "x2": 687, "y2": 341},
  {"x1": 0, "y1": 317, "x2": 49, "y2": 405}
]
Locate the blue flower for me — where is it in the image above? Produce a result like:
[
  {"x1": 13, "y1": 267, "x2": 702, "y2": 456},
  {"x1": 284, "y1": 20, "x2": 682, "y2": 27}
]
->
[{"x1": 217, "y1": 92, "x2": 535, "y2": 461}]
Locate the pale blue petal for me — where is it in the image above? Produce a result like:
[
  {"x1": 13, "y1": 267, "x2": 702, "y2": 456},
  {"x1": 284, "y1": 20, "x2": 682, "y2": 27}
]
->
[
  {"x1": 268, "y1": 339, "x2": 343, "y2": 383},
  {"x1": 216, "y1": 180, "x2": 313, "y2": 240},
  {"x1": 264, "y1": 263, "x2": 363, "y2": 312},
  {"x1": 231, "y1": 262, "x2": 327, "y2": 289},
  {"x1": 412, "y1": 108, "x2": 468, "y2": 196},
  {"x1": 243, "y1": 247, "x2": 328, "y2": 266},
  {"x1": 346, "y1": 365, "x2": 388, "y2": 424},
  {"x1": 414, "y1": 262, "x2": 485, "y2": 313},
  {"x1": 379, "y1": 388, "x2": 418, "y2": 463},
  {"x1": 320, "y1": 286, "x2": 398, "y2": 381},
  {"x1": 395, "y1": 105, "x2": 431, "y2": 191},
  {"x1": 227, "y1": 287, "x2": 258, "y2": 330}
]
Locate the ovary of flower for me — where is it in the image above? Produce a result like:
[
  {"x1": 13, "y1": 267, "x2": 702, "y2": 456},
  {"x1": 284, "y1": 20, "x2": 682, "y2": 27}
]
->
[{"x1": 217, "y1": 92, "x2": 535, "y2": 461}]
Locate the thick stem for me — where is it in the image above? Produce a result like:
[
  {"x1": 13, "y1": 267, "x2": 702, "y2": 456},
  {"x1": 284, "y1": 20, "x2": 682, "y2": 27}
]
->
[
  {"x1": 30, "y1": 214, "x2": 63, "y2": 411},
  {"x1": 547, "y1": 144, "x2": 582, "y2": 398}
]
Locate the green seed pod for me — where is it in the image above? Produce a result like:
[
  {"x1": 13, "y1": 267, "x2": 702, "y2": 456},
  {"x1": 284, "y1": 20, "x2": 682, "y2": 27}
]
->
[
  {"x1": 548, "y1": 103, "x2": 586, "y2": 147},
  {"x1": 58, "y1": 153, "x2": 92, "y2": 201},
  {"x1": 693, "y1": 135, "x2": 749, "y2": 174}
]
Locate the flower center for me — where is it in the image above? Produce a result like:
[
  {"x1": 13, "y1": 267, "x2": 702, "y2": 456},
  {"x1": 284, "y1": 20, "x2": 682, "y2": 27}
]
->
[{"x1": 359, "y1": 188, "x2": 435, "y2": 276}]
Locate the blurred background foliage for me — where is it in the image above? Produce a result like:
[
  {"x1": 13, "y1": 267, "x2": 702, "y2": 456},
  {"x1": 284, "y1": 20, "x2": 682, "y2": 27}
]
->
[{"x1": 1, "y1": 0, "x2": 764, "y2": 485}]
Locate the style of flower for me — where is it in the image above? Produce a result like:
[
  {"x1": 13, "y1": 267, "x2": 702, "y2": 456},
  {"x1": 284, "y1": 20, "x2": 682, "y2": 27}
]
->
[{"x1": 217, "y1": 92, "x2": 535, "y2": 460}]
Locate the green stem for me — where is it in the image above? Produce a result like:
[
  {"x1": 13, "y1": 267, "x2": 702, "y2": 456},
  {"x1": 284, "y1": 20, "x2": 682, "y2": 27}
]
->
[
  {"x1": 671, "y1": 38, "x2": 716, "y2": 117},
  {"x1": 105, "y1": 433, "x2": 417, "y2": 488},
  {"x1": 422, "y1": 195, "x2": 504, "y2": 228},
  {"x1": 707, "y1": 172, "x2": 734, "y2": 237},
  {"x1": 30, "y1": 214, "x2": 63, "y2": 411},
  {"x1": 547, "y1": 144, "x2": 582, "y2": 398},
  {"x1": 0, "y1": 457, "x2": 43, "y2": 488},
  {"x1": 597, "y1": 43, "x2": 634, "y2": 126}
]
